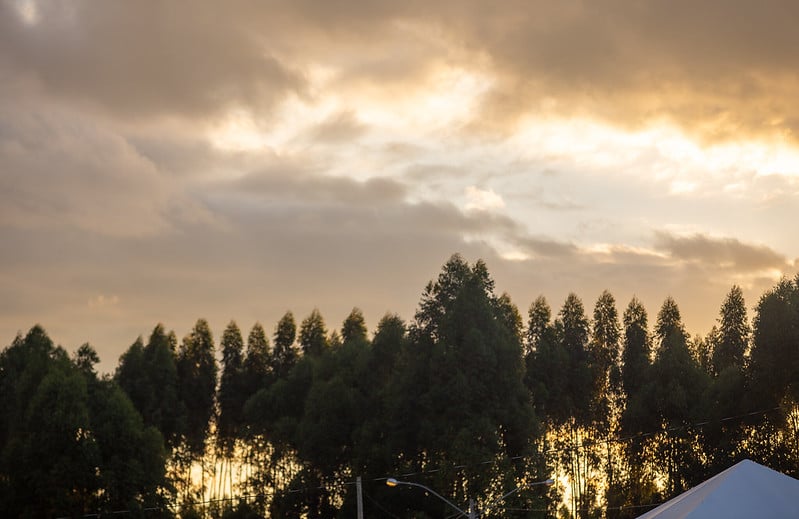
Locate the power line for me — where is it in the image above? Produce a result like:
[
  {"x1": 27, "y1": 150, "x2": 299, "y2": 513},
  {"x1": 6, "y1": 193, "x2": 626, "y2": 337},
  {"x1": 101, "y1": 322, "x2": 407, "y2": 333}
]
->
[
  {"x1": 366, "y1": 405, "x2": 784, "y2": 483},
  {"x1": 55, "y1": 404, "x2": 790, "y2": 518}
]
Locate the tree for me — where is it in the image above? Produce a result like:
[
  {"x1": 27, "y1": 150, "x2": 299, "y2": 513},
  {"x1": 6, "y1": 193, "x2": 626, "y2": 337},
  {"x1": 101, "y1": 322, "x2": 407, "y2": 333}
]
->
[
  {"x1": 391, "y1": 254, "x2": 540, "y2": 517},
  {"x1": 612, "y1": 298, "x2": 657, "y2": 516},
  {"x1": 272, "y1": 312, "x2": 297, "y2": 379},
  {"x1": 589, "y1": 290, "x2": 621, "y2": 428},
  {"x1": 116, "y1": 324, "x2": 185, "y2": 448},
  {"x1": 747, "y1": 277, "x2": 799, "y2": 475},
  {"x1": 341, "y1": 307, "x2": 368, "y2": 344},
  {"x1": 559, "y1": 293, "x2": 593, "y2": 425},
  {"x1": 218, "y1": 321, "x2": 245, "y2": 453},
  {"x1": 647, "y1": 298, "x2": 708, "y2": 497},
  {"x1": 525, "y1": 296, "x2": 568, "y2": 424},
  {"x1": 1, "y1": 326, "x2": 167, "y2": 517},
  {"x1": 177, "y1": 319, "x2": 217, "y2": 457},
  {"x1": 299, "y1": 309, "x2": 328, "y2": 357},
  {"x1": 712, "y1": 286, "x2": 750, "y2": 375},
  {"x1": 244, "y1": 322, "x2": 272, "y2": 397}
]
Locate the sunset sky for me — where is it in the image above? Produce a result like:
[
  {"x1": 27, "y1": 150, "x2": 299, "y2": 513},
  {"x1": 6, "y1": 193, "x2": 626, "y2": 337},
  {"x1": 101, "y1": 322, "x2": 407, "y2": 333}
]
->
[{"x1": 2, "y1": 0, "x2": 799, "y2": 372}]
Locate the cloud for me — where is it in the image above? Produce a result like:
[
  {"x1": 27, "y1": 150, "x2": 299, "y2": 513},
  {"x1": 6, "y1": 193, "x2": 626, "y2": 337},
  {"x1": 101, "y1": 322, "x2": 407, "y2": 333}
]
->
[
  {"x1": 306, "y1": 110, "x2": 367, "y2": 144},
  {"x1": 653, "y1": 231, "x2": 789, "y2": 272},
  {"x1": 465, "y1": 186, "x2": 505, "y2": 211},
  {"x1": 0, "y1": 1, "x2": 304, "y2": 120},
  {"x1": 0, "y1": 102, "x2": 176, "y2": 236},
  {"x1": 3, "y1": 0, "x2": 798, "y2": 144}
]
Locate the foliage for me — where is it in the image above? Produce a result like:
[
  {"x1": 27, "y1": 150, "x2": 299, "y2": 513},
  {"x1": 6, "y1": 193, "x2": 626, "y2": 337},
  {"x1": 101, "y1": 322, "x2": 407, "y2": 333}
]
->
[
  {"x1": 0, "y1": 326, "x2": 168, "y2": 517},
  {"x1": 5, "y1": 258, "x2": 799, "y2": 518}
]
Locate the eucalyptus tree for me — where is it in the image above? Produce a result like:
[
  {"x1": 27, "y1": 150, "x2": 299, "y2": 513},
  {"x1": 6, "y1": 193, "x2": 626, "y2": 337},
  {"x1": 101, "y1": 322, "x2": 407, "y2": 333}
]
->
[
  {"x1": 526, "y1": 296, "x2": 567, "y2": 423},
  {"x1": 589, "y1": 291, "x2": 622, "y2": 514},
  {"x1": 612, "y1": 298, "x2": 657, "y2": 516},
  {"x1": 341, "y1": 307, "x2": 368, "y2": 344},
  {"x1": 116, "y1": 324, "x2": 185, "y2": 447},
  {"x1": 388, "y1": 255, "x2": 540, "y2": 518},
  {"x1": 218, "y1": 320, "x2": 245, "y2": 454},
  {"x1": 243, "y1": 322, "x2": 271, "y2": 398},
  {"x1": 1, "y1": 326, "x2": 167, "y2": 517},
  {"x1": 176, "y1": 319, "x2": 218, "y2": 506},
  {"x1": 712, "y1": 285, "x2": 750, "y2": 375},
  {"x1": 747, "y1": 277, "x2": 799, "y2": 475},
  {"x1": 648, "y1": 297, "x2": 708, "y2": 497},
  {"x1": 590, "y1": 290, "x2": 621, "y2": 424},
  {"x1": 272, "y1": 312, "x2": 297, "y2": 379},
  {"x1": 299, "y1": 309, "x2": 328, "y2": 357},
  {"x1": 701, "y1": 287, "x2": 751, "y2": 475},
  {"x1": 555, "y1": 293, "x2": 599, "y2": 517},
  {"x1": 177, "y1": 319, "x2": 218, "y2": 458}
]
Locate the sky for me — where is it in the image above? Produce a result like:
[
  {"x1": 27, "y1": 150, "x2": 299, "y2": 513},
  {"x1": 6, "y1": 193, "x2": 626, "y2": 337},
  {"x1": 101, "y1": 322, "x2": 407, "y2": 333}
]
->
[{"x1": 2, "y1": 0, "x2": 799, "y2": 373}]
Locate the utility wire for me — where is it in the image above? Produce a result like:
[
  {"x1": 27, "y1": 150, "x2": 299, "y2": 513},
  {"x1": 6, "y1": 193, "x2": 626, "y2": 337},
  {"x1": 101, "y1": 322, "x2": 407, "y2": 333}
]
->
[
  {"x1": 57, "y1": 404, "x2": 790, "y2": 517},
  {"x1": 364, "y1": 405, "x2": 784, "y2": 483}
]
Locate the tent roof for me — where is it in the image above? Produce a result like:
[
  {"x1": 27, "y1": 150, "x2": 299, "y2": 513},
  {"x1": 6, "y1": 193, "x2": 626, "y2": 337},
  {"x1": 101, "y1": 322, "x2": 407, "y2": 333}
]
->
[{"x1": 636, "y1": 459, "x2": 799, "y2": 519}]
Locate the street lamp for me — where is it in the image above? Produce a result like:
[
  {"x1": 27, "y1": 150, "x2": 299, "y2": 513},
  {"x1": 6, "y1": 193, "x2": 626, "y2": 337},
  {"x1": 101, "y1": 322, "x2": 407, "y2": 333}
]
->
[
  {"x1": 386, "y1": 478, "x2": 472, "y2": 518},
  {"x1": 386, "y1": 476, "x2": 553, "y2": 519}
]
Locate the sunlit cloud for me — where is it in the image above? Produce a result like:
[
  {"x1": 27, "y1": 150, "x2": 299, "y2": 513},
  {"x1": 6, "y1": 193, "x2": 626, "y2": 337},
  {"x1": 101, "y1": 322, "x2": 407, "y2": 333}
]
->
[
  {"x1": 12, "y1": 0, "x2": 39, "y2": 25},
  {"x1": 465, "y1": 186, "x2": 505, "y2": 212},
  {"x1": 2, "y1": 0, "x2": 799, "y2": 365}
]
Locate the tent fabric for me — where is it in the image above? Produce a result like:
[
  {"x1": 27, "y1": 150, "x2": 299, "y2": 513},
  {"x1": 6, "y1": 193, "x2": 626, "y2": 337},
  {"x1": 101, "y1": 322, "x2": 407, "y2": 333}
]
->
[{"x1": 636, "y1": 459, "x2": 799, "y2": 519}]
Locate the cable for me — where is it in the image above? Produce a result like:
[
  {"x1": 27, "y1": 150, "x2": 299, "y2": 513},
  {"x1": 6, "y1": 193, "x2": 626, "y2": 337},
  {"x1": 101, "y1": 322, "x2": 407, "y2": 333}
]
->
[
  {"x1": 54, "y1": 404, "x2": 791, "y2": 518},
  {"x1": 367, "y1": 405, "x2": 784, "y2": 482},
  {"x1": 363, "y1": 490, "x2": 403, "y2": 519}
]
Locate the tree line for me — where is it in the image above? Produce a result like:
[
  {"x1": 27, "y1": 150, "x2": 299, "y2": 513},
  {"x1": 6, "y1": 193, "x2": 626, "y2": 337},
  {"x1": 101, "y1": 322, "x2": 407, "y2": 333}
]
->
[{"x1": 2, "y1": 254, "x2": 799, "y2": 518}]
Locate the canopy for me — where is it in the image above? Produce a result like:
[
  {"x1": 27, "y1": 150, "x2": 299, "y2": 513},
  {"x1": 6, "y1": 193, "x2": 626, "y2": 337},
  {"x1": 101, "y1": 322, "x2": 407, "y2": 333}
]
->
[{"x1": 636, "y1": 459, "x2": 799, "y2": 518}]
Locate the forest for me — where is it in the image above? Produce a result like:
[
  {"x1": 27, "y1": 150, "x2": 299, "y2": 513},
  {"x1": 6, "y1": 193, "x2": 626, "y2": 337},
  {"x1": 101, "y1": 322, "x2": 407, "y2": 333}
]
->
[{"x1": 2, "y1": 254, "x2": 799, "y2": 518}]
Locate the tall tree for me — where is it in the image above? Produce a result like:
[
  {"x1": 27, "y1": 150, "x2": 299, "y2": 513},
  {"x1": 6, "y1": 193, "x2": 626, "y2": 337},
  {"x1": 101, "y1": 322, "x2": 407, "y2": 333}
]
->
[
  {"x1": 272, "y1": 312, "x2": 297, "y2": 379},
  {"x1": 712, "y1": 286, "x2": 750, "y2": 375},
  {"x1": 299, "y1": 309, "x2": 328, "y2": 357},
  {"x1": 392, "y1": 255, "x2": 540, "y2": 517},
  {"x1": 341, "y1": 307, "x2": 368, "y2": 344},
  {"x1": 559, "y1": 293, "x2": 593, "y2": 425},
  {"x1": 648, "y1": 298, "x2": 708, "y2": 497},
  {"x1": 244, "y1": 322, "x2": 272, "y2": 396},
  {"x1": 611, "y1": 298, "x2": 657, "y2": 517},
  {"x1": 590, "y1": 291, "x2": 622, "y2": 515},
  {"x1": 116, "y1": 324, "x2": 185, "y2": 447},
  {"x1": 589, "y1": 290, "x2": 621, "y2": 427},
  {"x1": 1, "y1": 326, "x2": 167, "y2": 517},
  {"x1": 747, "y1": 277, "x2": 799, "y2": 475},
  {"x1": 177, "y1": 319, "x2": 218, "y2": 457},
  {"x1": 217, "y1": 320, "x2": 245, "y2": 453},
  {"x1": 525, "y1": 296, "x2": 568, "y2": 424}
]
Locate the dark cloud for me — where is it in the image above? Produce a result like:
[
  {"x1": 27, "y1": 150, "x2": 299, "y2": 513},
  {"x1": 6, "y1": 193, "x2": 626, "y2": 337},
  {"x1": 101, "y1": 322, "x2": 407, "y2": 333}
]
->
[
  {"x1": 0, "y1": 1, "x2": 304, "y2": 120},
  {"x1": 0, "y1": 102, "x2": 176, "y2": 235},
  {"x1": 514, "y1": 236, "x2": 578, "y2": 258},
  {"x1": 3, "y1": 0, "x2": 797, "y2": 141},
  {"x1": 654, "y1": 231, "x2": 788, "y2": 272}
]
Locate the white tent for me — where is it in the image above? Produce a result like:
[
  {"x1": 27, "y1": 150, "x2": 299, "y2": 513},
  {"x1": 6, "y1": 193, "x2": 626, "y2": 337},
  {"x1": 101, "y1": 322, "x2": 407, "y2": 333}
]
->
[{"x1": 636, "y1": 459, "x2": 799, "y2": 518}]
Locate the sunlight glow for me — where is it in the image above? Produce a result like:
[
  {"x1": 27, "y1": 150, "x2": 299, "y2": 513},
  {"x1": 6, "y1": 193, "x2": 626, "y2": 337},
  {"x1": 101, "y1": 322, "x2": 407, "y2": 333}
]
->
[
  {"x1": 465, "y1": 186, "x2": 505, "y2": 212},
  {"x1": 512, "y1": 116, "x2": 799, "y2": 190},
  {"x1": 208, "y1": 110, "x2": 271, "y2": 152},
  {"x1": 356, "y1": 66, "x2": 493, "y2": 131},
  {"x1": 13, "y1": 0, "x2": 39, "y2": 25}
]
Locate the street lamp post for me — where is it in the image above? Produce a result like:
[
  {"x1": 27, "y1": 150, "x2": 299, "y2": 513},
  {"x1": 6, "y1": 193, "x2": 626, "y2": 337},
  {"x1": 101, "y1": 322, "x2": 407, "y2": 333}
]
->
[
  {"x1": 386, "y1": 476, "x2": 554, "y2": 519},
  {"x1": 386, "y1": 477, "x2": 473, "y2": 518}
]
